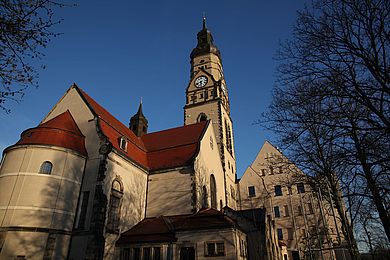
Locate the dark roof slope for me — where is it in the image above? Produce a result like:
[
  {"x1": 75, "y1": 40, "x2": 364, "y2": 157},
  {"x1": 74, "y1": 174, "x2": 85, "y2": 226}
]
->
[{"x1": 117, "y1": 208, "x2": 239, "y2": 245}]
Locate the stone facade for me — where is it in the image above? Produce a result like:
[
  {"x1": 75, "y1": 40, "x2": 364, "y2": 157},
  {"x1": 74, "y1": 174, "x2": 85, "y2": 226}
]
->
[{"x1": 239, "y1": 141, "x2": 349, "y2": 260}]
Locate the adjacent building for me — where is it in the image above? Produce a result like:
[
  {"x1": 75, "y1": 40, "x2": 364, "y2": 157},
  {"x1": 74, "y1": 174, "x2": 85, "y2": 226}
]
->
[{"x1": 238, "y1": 141, "x2": 350, "y2": 260}]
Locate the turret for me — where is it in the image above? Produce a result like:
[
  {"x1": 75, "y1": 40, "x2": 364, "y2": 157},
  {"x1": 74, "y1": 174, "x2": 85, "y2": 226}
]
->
[
  {"x1": 190, "y1": 17, "x2": 221, "y2": 60},
  {"x1": 129, "y1": 100, "x2": 148, "y2": 137}
]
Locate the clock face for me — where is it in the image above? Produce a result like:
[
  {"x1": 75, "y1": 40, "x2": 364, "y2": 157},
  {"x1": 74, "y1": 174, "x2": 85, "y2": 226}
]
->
[{"x1": 195, "y1": 76, "x2": 208, "y2": 88}]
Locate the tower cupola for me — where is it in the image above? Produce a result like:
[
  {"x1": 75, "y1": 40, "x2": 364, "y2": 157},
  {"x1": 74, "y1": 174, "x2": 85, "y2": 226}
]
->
[
  {"x1": 190, "y1": 17, "x2": 221, "y2": 60},
  {"x1": 129, "y1": 100, "x2": 148, "y2": 137}
]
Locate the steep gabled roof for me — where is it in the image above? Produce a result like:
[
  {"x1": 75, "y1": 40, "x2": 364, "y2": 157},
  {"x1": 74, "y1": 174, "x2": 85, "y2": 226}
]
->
[
  {"x1": 73, "y1": 85, "x2": 207, "y2": 171},
  {"x1": 117, "y1": 208, "x2": 238, "y2": 245},
  {"x1": 16, "y1": 110, "x2": 87, "y2": 156}
]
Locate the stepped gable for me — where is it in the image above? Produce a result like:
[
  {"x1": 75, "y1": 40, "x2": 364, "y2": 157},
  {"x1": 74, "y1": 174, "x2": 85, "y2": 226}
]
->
[
  {"x1": 76, "y1": 86, "x2": 208, "y2": 171},
  {"x1": 16, "y1": 110, "x2": 87, "y2": 156},
  {"x1": 142, "y1": 121, "x2": 208, "y2": 171},
  {"x1": 117, "y1": 208, "x2": 237, "y2": 245}
]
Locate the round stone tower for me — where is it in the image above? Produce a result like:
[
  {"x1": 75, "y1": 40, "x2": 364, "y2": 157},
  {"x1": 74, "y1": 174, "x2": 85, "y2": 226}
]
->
[{"x1": 0, "y1": 110, "x2": 87, "y2": 259}]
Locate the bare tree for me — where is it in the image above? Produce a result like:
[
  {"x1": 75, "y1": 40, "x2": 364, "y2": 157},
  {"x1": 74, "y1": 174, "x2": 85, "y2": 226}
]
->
[
  {"x1": 0, "y1": 0, "x2": 70, "y2": 112},
  {"x1": 277, "y1": 0, "x2": 390, "y2": 131},
  {"x1": 262, "y1": 80, "x2": 361, "y2": 259},
  {"x1": 261, "y1": 1, "x2": 389, "y2": 257}
]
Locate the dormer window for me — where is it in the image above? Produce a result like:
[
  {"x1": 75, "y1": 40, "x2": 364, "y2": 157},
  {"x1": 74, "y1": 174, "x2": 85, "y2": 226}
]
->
[{"x1": 119, "y1": 137, "x2": 128, "y2": 151}]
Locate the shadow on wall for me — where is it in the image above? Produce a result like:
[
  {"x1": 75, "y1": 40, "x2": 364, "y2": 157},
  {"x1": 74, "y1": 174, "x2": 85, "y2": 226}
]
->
[
  {"x1": 104, "y1": 165, "x2": 147, "y2": 259},
  {"x1": 1, "y1": 153, "x2": 83, "y2": 259},
  {"x1": 146, "y1": 167, "x2": 195, "y2": 216}
]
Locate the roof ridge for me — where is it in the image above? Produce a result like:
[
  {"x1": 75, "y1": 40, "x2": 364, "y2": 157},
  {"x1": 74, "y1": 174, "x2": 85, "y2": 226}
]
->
[
  {"x1": 40, "y1": 110, "x2": 84, "y2": 137},
  {"x1": 144, "y1": 121, "x2": 206, "y2": 136},
  {"x1": 146, "y1": 141, "x2": 199, "y2": 153},
  {"x1": 98, "y1": 115, "x2": 147, "y2": 152},
  {"x1": 75, "y1": 86, "x2": 147, "y2": 149}
]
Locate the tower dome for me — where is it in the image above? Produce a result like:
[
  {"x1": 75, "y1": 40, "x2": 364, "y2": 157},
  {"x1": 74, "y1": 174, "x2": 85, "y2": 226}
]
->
[{"x1": 16, "y1": 110, "x2": 87, "y2": 156}]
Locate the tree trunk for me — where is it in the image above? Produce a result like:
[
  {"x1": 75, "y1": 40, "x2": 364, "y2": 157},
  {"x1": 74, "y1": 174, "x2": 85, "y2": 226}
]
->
[
  {"x1": 328, "y1": 179, "x2": 360, "y2": 260},
  {"x1": 350, "y1": 128, "x2": 390, "y2": 242}
]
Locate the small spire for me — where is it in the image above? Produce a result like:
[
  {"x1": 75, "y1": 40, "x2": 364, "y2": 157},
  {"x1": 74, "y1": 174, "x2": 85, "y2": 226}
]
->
[
  {"x1": 202, "y1": 12, "x2": 206, "y2": 30},
  {"x1": 137, "y1": 99, "x2": 143, "y2": 115},
  {"x1": 130, "y1": 98, "x2": 148, "y2": 137}
]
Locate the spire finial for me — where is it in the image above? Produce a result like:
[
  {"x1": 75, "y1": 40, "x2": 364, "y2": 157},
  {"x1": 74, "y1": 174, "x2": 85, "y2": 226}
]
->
[
  {"x1": 202, "y1": 12, "x2": 206, "y2": 30},
  {"x1": 137, "y1": 97, "x2": 143, "y2": 115}
]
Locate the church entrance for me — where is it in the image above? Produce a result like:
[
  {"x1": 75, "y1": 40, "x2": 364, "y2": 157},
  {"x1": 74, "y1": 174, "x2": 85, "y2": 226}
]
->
[{"x1": 180, "y1": 247, "x2": 195, "y2": 260}]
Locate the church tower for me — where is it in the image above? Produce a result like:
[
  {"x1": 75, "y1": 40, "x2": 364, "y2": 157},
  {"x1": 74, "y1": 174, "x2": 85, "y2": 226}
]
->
[
  {"x1": 130, "y1": 101, "x2": 148, "y2": 137},
  {"x1": 184, "y1": 18, "x2": 237, "y2": 208}
]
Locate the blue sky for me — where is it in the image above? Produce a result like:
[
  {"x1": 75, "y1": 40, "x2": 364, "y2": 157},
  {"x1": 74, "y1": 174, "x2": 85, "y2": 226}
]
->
[{"x1": 0, "y1": 0, "x2": 308, "y2": 177}]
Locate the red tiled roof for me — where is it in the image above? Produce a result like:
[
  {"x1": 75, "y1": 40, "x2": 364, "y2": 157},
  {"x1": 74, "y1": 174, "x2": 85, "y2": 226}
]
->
[
  {"x1": 116, "y1": 216, "x2": 178, "y2": 244},
  {"x1": 75, "y1": 86, "x2": 207, "y2": 170},
  {"x1": 141, "y1": 122, "x2": 207, "y2": 151},
  {"x1": 16, "y1": 110, "x2": 87, "y2": 156},
  {"x1": 117, "y1": 208, "x2": 238, "y2": 245},
  {"x1": 146, "y1": 144, "x2": 199, "y2": 171},
  {"x1": 176, "y1": 208, "x2": 236, "y2": 231},
  {"x1": 142, "y1": 122, "x2": 207, "y2": 171}
]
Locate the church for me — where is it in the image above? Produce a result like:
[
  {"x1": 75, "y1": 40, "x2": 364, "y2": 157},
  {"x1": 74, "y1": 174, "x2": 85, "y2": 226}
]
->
[{"x1": 0, "y1": 19, "x2": 345, "y2": 260}]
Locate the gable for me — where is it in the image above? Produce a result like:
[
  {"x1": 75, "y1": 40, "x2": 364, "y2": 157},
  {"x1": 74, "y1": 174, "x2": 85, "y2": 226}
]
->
[
  {"x1": 186, "y1": 69, "x2": 216, "y2": 92},
  {"x1": 248, "y1": 141, "x2": 280, "y2": 170}
]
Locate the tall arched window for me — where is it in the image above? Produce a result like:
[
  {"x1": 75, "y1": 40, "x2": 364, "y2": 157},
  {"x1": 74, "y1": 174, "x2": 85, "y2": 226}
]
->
[
  {"x1": 202, "y1": 185, "x2": 209, "y2": 208},
  {"x1": 224, "y1": 120, "x2": 232, "y2": 152},
  {"x1": 229, "y1": 126, "x2": 232, "y2": 149},
  {"x1": 39, "y1": 161, "x2": 53, "y2": 174},
  {"x1": 107, "y1": 178, "x2": 123, "y2": 232},
  {"x1": 210, "y1": 174, "x2": 217, "y2": 209}
]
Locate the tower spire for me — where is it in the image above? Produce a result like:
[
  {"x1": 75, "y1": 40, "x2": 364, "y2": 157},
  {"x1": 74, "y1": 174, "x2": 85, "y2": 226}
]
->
[
  {"x1": 190, "y1": 16, "x2": 221, "y2": 60},
  {"x1": 129, "y1": 99, "x2": 148, "y2": 137},
  {"x1": 202, "y1": 12, "x2": 206, "y2": 30}
]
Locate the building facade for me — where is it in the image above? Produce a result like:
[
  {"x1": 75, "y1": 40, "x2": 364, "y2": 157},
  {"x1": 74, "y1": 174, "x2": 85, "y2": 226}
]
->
[{"x1": 238, "y1": 141, "x2": 349, "y2": 260}]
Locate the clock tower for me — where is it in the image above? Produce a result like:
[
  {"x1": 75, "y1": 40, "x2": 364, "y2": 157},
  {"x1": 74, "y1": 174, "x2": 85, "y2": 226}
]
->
[{"x1": 184, "y1": 18, "x2": 237, "y2": 209}]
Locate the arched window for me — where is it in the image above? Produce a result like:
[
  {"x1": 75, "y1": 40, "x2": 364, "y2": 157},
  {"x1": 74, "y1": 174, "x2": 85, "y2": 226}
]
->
[
  {"x1": 210, "y1": 175, "x2": 217, "y2": 209},
  {"x1": 107, "y1": 178, "x2": 123, "y2": 232},
  {"x1": 202, "y1": 185, "x2": 209, "y2": 208},
  {"x1": 197, "y1": 113, "x2": 208, "y2": 122},
  {"x1": 224, "y1": 120, "x2": 230, "y2": 152},
  {"x1": 225, "y1": 121, "x2": 233, "y2": 153},
  {"x1": 39, "y1": 161, "x2": 53, "y2": 174},
  {"x1": 229, "y1": 126, "x2": 233, "y2": 151}
]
